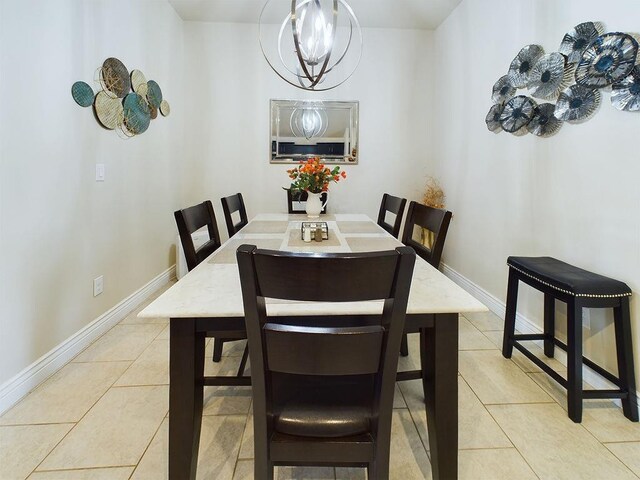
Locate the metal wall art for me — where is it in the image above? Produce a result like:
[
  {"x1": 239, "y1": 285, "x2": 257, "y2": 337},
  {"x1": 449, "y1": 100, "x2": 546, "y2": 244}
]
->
[
  {"x1": 72, "y1": 57, "x2": 170, "y2": 138},
  {"x1": 486, "y1": 21, "x2": 640, "y2": 138}
]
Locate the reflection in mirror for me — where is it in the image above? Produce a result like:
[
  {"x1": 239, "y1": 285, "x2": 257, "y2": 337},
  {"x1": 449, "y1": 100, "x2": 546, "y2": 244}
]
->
[{"x1": 270, "y1": 99, "x2": 359, "y2": 164}]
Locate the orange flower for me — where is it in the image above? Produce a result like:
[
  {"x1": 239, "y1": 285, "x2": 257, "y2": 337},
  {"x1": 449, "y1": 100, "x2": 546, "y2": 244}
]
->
[{"x1": 341, "y1": 171, "x2": 347, "y2": 178}]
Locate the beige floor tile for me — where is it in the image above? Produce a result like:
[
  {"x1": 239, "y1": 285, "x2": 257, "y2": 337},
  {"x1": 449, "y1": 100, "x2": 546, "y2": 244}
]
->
[
  {"x1": 234, "y1": 461, "x2": 336, "y2": 480},
  {"x1": 581, "y1": 403, "x2": 640, "y2": 443},
  {"x1": 238, "y1": 414, "x2": 254, "y2": 459},
  {"x1": 0, "y1": 362, "x2": 130, "y2": 425},
  {"x1": 27, "y1": 467, "x2": 134, "y2": 479},
  {"x1": 388, "y1": 410, "x2": 432, "y2": 479},
  {"x1": 114, "y1": 340, "x2": 168, "y2": 386},
  {"x1": 202, "y1": 355, "x2": 252, "y2": 416},
  {"x1": 73, "y1": 324, "x2": 165, "y2": 363},
  {"x1": 509, "y1": 346, "x2": 566, "y2": 376},
  {"x1": 488, "y1": 403, "x2": 637, "y2": 480},
  {"x1": 459, "y1": 317, "x2": 497, "y2": 351},
  {"x1": 481, "y1": 330, "x2": 504, "y2": 349},
  {"x1": 156, "y1": 325, "x2": 169, "y2": 340},
  {"x1": 0, "y1": 424, "x2": 72, "y2": 480},
  {"x1": 400, "y1": 377, "x2": 512, "y2": 450},
  {"x1": 458, "y1": 448, "x2": 537, "y2": 480},
  {"x1": 606, "y1": 442, "x2": 640, "y2": 476},
  {"x1": 528, "y1": 372, "x2": 626, "y2": 429},
  {"x1": 335, "y1": 467, "x2": 366, "y2": 479},
  {"x1": 38, "y1": 385, "x2": 168, "y2": 470},
  {"x1": 459, "y1": 350, "x2": 553, "y2": 404},
  {"x1": 462, "y1": 311, "x2": 504, "y2": 332},
  {"x1": 132, "y1": 415, "x2": 247, "y2": 480}
]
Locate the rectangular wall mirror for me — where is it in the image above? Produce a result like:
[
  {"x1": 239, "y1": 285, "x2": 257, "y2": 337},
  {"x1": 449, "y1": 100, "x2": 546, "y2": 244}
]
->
[{"x1": 270, "y1": 99, "x2": 359, "y2": 164}]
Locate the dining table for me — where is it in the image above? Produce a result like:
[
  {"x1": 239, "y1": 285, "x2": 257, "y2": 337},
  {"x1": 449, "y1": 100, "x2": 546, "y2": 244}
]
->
[{"x1": 139, "y1": 213, "x2": 487, "y2": 480}]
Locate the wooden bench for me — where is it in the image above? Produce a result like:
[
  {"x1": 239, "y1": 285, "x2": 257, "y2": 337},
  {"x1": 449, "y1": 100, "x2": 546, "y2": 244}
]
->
[{"x1": 502, "y1": 256, "x2": 638, "y2": 423}]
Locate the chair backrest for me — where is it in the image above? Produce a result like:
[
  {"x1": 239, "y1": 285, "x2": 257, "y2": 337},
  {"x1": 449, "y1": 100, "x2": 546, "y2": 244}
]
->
[
  {"x1": 237, "y1": 244, "x2": 415, "y2": 444},
  {"x1": 286, "y1": 189, "x2": 328, "y2": 214},
  {"x1": 377, "y1": 193, "x2": 407, "y2": 238},
  {"x1": 174, "y1": 200, "x2": 222, "y2": 272},
  {"x1": 221, "y1": 193, "x2": 248, "y2": 237},
  {"x1": 401, "y1": 201, "x2": 452, "y2": 269}
]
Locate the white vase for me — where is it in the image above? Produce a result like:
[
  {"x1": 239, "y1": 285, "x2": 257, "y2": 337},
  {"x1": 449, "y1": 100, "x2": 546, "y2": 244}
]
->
[{"x1": 305, "y1": 192, "x2": 325, "y2": 218}]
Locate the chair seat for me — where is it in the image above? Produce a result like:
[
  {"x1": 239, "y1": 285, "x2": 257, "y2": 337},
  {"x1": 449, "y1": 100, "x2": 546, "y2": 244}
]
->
[
  {"x1": 273, "y1": 381, "x2": 373, "y2": 438},
  {"x1": 507, "y1": 256, "x2": 632, "y2": 298},
  {"x1": 274, "y1": 402, "x2": 371, "y2": 438}
]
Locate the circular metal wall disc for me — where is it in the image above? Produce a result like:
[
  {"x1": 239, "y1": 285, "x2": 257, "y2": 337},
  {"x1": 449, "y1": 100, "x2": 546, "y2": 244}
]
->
[
  {"x1": 99, "y1": 57, "x2": 131, "y2": 98},
  {"x1": 131, "y1": 69, "x2": 148, "y2": 96},
  {"x1": 71, "y1": 81, "x2": 94, "y2": 107},
  {"x1": 160, "y1": 100, "x2": 171, "y2": 116},
  {"x1": 146, "y1": 80, "x2": 163, "y2": 109},
  {"x1": 500, "y1": 95, "x2": 537, "y2": 133},
  {"x1": 93, "y1": 90, "x2": 124, "y2": 130},
  {"x1": 122, "y1": 92, "x2": 151, "y2": 135}
]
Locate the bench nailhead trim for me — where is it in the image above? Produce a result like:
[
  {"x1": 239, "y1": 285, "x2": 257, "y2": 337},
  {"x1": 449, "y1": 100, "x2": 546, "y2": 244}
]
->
[{"x1": 507, "y1": 263, "x2": 632, "y2": 299}]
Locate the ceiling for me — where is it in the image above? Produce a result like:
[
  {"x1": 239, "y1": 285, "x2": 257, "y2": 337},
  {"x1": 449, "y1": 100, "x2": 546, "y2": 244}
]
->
[{"x1": 168, "y1": 0, "x2": 463, "y2": 30}]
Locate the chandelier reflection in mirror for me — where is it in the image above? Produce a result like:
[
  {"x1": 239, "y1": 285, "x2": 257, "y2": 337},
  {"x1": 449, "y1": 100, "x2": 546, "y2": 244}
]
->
[
  {"x1": 291, "y1": 105, "x2": 328, "y2": 139},
  {"x1": 259, "y1": 0, "x2": 363, "y2": 91}
]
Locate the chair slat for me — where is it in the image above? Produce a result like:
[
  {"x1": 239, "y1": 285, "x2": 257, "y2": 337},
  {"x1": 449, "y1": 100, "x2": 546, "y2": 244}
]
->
[{"x1": 264, "y1": 324, "x2": 384, "y2": 376}]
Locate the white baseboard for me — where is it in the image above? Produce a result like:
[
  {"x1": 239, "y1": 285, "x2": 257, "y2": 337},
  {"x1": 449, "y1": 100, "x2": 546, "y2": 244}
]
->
[
  {"x1": 0, "y1": 266, "x2": 176, "y2": 415},
  {"x1": 442, "y1": 263, "x2": 638, "y2": 407}
]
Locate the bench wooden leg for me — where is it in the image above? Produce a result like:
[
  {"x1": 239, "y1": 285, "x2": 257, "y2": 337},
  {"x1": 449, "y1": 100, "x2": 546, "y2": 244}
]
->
[
  {"x1": 567, "y1": 299, "x2": 583, "y2": 423},
  {"x1": 502, "y1": 269, "x2": 519, "y2": 358},
  {"x1": 614, "y1": 297, "x2": 639, "y2": 422},
  {"x1": 543, "y1": 294, "x2": 555, "y2": 358}
]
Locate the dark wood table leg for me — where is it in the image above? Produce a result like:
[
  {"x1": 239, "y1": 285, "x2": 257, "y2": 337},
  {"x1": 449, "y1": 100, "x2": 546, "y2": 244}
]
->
[
  {"x1": 421, "y1": 313, "x2": 458, "y2": 480},
  {"x1": 169, "y1": 318, "x2": 206, "y2": 480}
]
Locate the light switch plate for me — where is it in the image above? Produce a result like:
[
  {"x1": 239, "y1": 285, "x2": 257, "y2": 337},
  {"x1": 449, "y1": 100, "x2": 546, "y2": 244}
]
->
[{"x1": 96, "y1": 164, "x2": 105, "y2": 182}]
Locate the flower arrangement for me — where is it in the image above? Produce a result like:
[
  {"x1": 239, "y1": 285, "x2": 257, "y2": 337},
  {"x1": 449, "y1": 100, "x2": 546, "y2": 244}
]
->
[{"x1": 286, "y1": 158, "x2": 347, "y2": 194}]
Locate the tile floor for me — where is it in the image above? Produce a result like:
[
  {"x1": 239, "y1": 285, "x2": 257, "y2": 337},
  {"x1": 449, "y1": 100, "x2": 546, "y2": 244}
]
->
[{"x1": 1, "y1": 285, "x2": 639, "y2": 479}]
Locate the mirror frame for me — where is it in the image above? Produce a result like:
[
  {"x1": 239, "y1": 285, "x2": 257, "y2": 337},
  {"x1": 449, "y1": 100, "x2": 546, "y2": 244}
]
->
[{"x1": 270, "y1": 99, "x2": 359, "y2": 165}]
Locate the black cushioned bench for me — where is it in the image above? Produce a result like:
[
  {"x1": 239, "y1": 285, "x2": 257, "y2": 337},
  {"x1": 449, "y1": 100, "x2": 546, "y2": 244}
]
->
[{"x1": 502, "y1": 256, "x2": 638, "y2": 423}]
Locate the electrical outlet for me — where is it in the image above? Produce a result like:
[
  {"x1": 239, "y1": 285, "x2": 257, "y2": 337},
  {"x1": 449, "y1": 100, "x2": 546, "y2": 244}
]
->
[
  {"x1": 93, "y1": 276, "x2": 104, "y2": 297},
  {"x1": 96, "y1": 164, "x2": 105, "y2": 182}
]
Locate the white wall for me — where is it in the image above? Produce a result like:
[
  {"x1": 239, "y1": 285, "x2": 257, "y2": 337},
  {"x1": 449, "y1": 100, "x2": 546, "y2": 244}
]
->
[
  {"x1": 0, "y1": 0, "x2": 186, "y2": 386},
  {"x1": 433, "y1": 0, "x2": 640, "y2": 384},
  {"x1": 182, "y1": 22, "x2": 435, "y2": 237}
]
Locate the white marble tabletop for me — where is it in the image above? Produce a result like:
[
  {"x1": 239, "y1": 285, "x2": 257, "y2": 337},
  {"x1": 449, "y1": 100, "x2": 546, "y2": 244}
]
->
[{"x1": 139, "y1": 213, "x2": 487, "y2": 319}]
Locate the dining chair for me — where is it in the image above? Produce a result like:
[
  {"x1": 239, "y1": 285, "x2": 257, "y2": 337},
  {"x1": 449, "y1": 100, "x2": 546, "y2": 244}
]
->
[
  {"x1": 237, "y1": 244, "x2": 416, "y2": 480},
  {"x1": 377, "y1": 193, "x2": 407, "y2": 239},
  {"x1": 174, "y1": 200, "x2": 221, "y2": 271},
  {"x1": 399, "y1": 201, "x2": 453, "y2": 357},
  {"x1": 221, "y1": 192, "x2": 248, "y2": 237},
  {"x1": 174, "y1": 201, "x2": 247, "y2": 365},
  {"x1": 286, "y1": 189, "x2": 328, "y2": 214}
]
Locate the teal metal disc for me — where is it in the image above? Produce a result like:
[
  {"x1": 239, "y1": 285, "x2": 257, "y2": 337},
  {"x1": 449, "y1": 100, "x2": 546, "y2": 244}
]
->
[
  {"x1": 71, "y1": 81, "x2": 94, "y2": 107},
  {"x1": 123, "y1": 93, "x2": 151, "y2": 135},
  {"x1": 146, "y1": 80, "x2": 163, "y2": 109}
]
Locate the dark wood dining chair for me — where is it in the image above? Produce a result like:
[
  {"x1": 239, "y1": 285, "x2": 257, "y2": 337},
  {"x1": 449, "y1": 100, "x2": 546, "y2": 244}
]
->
[
  {"x1": 174, "y1": 200, "x2": 221, "y2": 272},
  {"x1": 399, "y1": 201, "x2": 452, "y2": 356},
  {"x1": 237, "y1": 245, "x2": 416, "y2": 480},
  {"x1": 286, "y1": 189, "x2": 328, "y2": 214},
  {"x1": 221, "y1": 192, "x2": 248, "y2": 238},
  {"x1": 377, "y1": 193, "x2": 407, "y2": 238},
  {"x1": 174, "y1": 201, "x2": 246, "y2": 364}
]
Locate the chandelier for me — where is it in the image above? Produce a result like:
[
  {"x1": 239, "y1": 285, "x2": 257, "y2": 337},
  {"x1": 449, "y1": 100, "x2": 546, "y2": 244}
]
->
[
  {"x1": 259, "y1": 0, "x2": 363, "y2": 91},
  {"x1": 290, "y1": 104, "x2": 328, "y2": 139}
]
